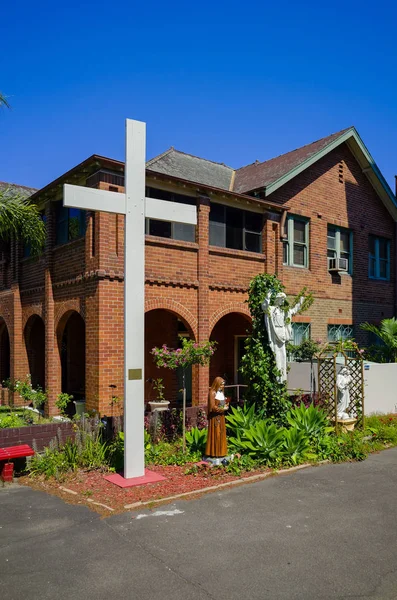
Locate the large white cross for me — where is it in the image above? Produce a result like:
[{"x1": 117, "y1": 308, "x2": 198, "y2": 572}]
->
[{"x1": 63, "y1": 119, "x2": 197, "y2": 479}]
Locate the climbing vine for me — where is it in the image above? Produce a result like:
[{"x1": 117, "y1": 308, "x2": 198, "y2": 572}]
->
[{"x1": 240, "y1": 274, "x2": 313, "y2": 422}]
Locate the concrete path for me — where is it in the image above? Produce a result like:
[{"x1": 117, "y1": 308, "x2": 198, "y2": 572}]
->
[{"x1": 1, "y1": 448, "x2": 397, "y2": 600}]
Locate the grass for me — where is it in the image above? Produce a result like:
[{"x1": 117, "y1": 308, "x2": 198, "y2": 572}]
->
[{"x1": 0, "y1": 405, "x2": 53, "y2": 427}]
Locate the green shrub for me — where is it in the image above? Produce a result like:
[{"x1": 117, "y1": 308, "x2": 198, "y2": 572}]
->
[
  {"x1": 56, "y1": 393, "x2": 73, "y2": 416},
  {"x1": 185, "y1": 427, "x2": 207, "y2": 454},
  {"x1": 226, "y1": 404, "x2": 262, "y2": 438},
  {"x1": 145, "y1": 440, "x2": 201, "y2": 466},
  {"x1": 286, "y1": 403, "x2": 333, "y2": 441},
  {"x1": 0, "y1": 413, "x2": 25, "y2": 428},
  {"x1": 326, "y1": 432, "x2": 369, "y2": 462},
  {"x1": 281, "y1": 427, "x2": 316, "y2": 465},
  {"x1": 230, "y1": 420, "x2": 285, "y2": 463},
  {"x1": 29, "y1": 447, "x2": 70, "y2": 479}
]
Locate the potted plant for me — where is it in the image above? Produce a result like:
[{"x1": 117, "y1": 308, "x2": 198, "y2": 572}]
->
[
  {"x1": 148, "y1": 378, "x2": 170, "y2": 412},
  {"x1": 152, "y1": 338, "x2": 216, "y2": 451}
]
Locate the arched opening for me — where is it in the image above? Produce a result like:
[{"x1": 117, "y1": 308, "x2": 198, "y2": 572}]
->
[
  {"x1": 24, "y1": 315, "x2": 45, "y2": 389},
  {"x1": 0, "y1": 319, "x2": 10, "y2": 384},
  {"x1": 210, "y1": 312, "x2": 252, "y2": 394},
  {"x1": 58, "y1": 312, "x2": 86, "y2": 408},
  {"x1": 145, "y1": 309, "x2": 195, "y2": 407}
]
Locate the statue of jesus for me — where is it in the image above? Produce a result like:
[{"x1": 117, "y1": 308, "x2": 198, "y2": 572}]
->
[{"x1": 261, "y1": 291, "x2": 305, "y2": 382}]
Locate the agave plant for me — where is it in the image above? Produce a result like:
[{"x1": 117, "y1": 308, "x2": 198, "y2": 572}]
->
[
  {"x1": 281, "y1": 427, "x2": 316, "y2": 465},
  {"x1": 185, "y1": 426, "x2": 208, "y2": 454},
  {"x1": 230, "y1": 420, "x2": 285, "y2": 463},
  {"x1": 225, "y1": 403, "x2": 262, "y2": 437},
  {"x1": 286, "y1": 403, "x2": 333, "y2": 440}
]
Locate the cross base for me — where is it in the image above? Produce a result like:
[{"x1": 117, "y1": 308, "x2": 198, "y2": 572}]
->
[{"x1": 104, "y1": 469, "x2": 166, "y2": 488}]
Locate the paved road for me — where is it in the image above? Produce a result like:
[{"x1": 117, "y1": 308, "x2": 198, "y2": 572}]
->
[{"x1": 1, "y1": 449, "x2": 397, "y2": 600}]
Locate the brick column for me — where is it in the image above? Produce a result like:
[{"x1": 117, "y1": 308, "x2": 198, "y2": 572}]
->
[
  {"x1": 44, "y1": 205, "x2": 60, "y2": 416},
  {"x1": 10, "y1": 239, "x2": 28, "y2": 405},
  {"x1": 196, "y1": 196, "x2": 210, "y2": 406}
]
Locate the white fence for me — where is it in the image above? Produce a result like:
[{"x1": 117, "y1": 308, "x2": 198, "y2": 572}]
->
[{"x1": 287, "y1": 360, "x2": 397, "y2": 415}]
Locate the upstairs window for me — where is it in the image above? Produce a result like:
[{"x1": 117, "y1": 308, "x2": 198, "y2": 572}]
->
[
  {"x1": 145, "y1": 187, "x2": 196, "y2": 243},
  {"x1": 209, "y1": 203, "x2": 262, "y2": 253},
  {"x1": 56, "y1": 205, "x2": 86, "y2": 246},
  {"x1": 283, "y1": 216, "x2": 309, "y2": 268},
  {"x1": 327, "y1": 226, "x2": 353, "y2": 273},
  {"x1": 369, "y1": 235, "x2": 390, "y2": 280}
]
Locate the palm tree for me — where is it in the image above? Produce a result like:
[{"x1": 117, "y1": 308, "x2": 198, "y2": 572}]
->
[
  {"x1": 361, "y1": 318, "x2": 397, "y2": 362},
  {"x1": 0, "y1": 189, "x2": 45, "y2": 255},
  {"x1": 0, "y1": 92, "x2": 10, "y2": 108}
]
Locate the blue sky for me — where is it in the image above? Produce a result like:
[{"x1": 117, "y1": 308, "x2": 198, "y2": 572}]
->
[{"x1": 1, "y1": 0, "x2": 397, "y2": 191}]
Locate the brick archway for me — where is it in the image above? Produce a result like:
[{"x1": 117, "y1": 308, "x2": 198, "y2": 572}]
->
[
  {"x1": 22, "y1": 306, "x2": 44, "y2": 330},
  {"x1": 55, "y1": 303, "x2": 84, "y2": 339},
  {"x1": 56, "y1": 310, "x2": 86, "y2": 405},
  {"x1": 209, "y1": 304, "x2": 251, "y2": 335},
  {"x1": 0, "y1": 318, "x2": 10, "y2": 384},
  {"x1": 24, "y1": 315, "x2": 45, "y2": 389},
  {"x1": 145, "y1": 299, "x2": 197, "y2": 340}
]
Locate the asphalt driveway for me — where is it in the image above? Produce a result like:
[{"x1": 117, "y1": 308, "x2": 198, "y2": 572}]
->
[{"x1": 1, "y1": 448, "x2": 397, "y2": 600}]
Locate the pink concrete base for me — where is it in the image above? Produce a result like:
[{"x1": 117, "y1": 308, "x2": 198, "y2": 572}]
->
[{"x1": 104, "y1": 469, "x2": 166, "y2": 488}]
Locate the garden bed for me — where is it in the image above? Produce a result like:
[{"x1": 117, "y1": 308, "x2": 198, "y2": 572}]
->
[{"x1": 19, "y1": 462, "x2": 273, "y2": 516}]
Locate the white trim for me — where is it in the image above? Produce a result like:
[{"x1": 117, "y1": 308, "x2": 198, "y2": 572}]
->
[
  {"x1": 283, "y1": 215, "x2": 309, "y2": 268},
  {"x1": 265, "y1": 128, "x2": 397, "y2": 222}
]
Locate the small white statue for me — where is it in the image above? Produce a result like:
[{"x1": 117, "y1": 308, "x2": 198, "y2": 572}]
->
[
  {"x1": 261, "y1": 291, "x2": 304, "y2": 382},
  {"x1": 336, "y1": 366, "x2": 352, "y2": 420}
]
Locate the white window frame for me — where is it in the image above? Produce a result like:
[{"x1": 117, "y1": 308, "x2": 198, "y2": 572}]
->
[
  {"x1": 369, "y1": 236, "x2": 391, "y2": 281},
  {"x1": 145, "y1": 218, "x2": 196, "y2": 243},
  {"x1": 283, "y1": 216, "x2": 309, "y2": 268},
  {"x1": 327, "y1": 226, "x2": 353, "y2": 275}
]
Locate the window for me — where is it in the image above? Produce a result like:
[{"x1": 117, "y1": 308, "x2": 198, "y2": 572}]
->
[
  {"x1": 145, "y1": 187, "x2": 196, "y2": 243},
  {"x1": 283, "y1": 216, "x2": 309, "y2": 268},
  {"x1": 56, "y1": 206, "x2": 86, "y2": 245},
  {"x1": 291, "y1": 322, "x2": 311, "y2": 346},
  {"x1": 327, "y1": 324, "x2": 354, "y2": 357},
  {"x1": 369, "y1": 235, "x2": 390, "y2": 280},
  {"x1": 327, "y1": 226, "x2": 353, "y2": 273},
  {"x1": 327, "y1": 324, "x2": 354, "y2": 343},
  {"x1": 209, "y1": 203, "x2": 262, "y2": 253}
]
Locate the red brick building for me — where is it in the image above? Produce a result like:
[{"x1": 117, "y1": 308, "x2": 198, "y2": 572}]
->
[{"x1": 1, "y1": 127, "x2": 396, "y2": 415}]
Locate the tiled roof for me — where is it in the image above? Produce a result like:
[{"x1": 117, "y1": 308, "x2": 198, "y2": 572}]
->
[
  {"x1": 147, "y1": 148, "x2": 234, "y2": 191},
  {"x1": 147, "y1": 129, "x2": 353, "y2": 195},
  {"x1": 233, "y1": 128, "x2": 353, "y2": 194},
  {"x1": 0, "y1": 181, "x2": 37, "y2": 198}
]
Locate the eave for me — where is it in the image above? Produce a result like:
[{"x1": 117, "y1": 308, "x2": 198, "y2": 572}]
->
[{"x1": 263, "y1": 127, "x2": 397, "y2": 221}]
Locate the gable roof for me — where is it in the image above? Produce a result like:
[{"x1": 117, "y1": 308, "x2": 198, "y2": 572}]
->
[
  {"x1": 147, "y1": 127, "x2": 397, "y2": 220},
  {"x1": 233, "y1": 128, "x2": 352, "y2": 194},
  {"x1": 146, "y1": 148, "x2": 234, "y2": 191}
]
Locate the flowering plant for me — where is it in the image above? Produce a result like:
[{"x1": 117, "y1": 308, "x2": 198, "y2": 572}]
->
[
  {"x1": 151, "y1": 337, "x2": 216, "y2": 370},
  {"x1": 152, "y1": 337, "x2": 216, "y2": 453},
  {"x1": 5, "y1": 374, "x2": 47, "y2": 411}
]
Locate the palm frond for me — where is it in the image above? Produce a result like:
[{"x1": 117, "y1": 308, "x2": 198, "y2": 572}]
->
[
  {"x1": 0, "y1": 190, "x2": 45, "y2": 254},
  {"x1": 0, "y1": 93, "x2": 10, "y2": 109}
]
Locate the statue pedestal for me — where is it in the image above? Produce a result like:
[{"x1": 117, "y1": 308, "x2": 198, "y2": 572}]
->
[
  {"x1": 203, "y1": 454, "x2": 234, "y2": 467},
  {"x1": 335, "y1": 418, "x2": 357, "y2": 433}
]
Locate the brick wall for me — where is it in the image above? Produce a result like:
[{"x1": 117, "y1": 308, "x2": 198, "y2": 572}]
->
[
  {"x1": 0, "y1": 143, "x2": 395, "y2": 415},
  {"x1": 0, "y1": 421, "x2": 75, "y2": 452}
]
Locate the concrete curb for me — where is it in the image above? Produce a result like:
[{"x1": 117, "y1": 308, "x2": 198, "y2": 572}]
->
[{"x1": 123, "y1": 462, "x2": 314, "y2": 510}]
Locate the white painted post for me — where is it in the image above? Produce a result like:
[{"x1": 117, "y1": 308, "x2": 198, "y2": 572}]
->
[
  {"x1": 124, "y1": 119, "x2": 146, "y2": 478},
  {"x1": 64, "y1": 118, "x2": 197, "y2": 481}
]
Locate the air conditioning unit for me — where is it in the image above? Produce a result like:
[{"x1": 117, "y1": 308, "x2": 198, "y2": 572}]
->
[{"x1": 328, "y1": 257, "x2": 348, "y2": 272}]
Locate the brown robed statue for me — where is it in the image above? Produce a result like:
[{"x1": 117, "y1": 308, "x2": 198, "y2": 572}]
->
[{"x1": 205, "y1": 377, "x2": 229, "y2": 458}]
